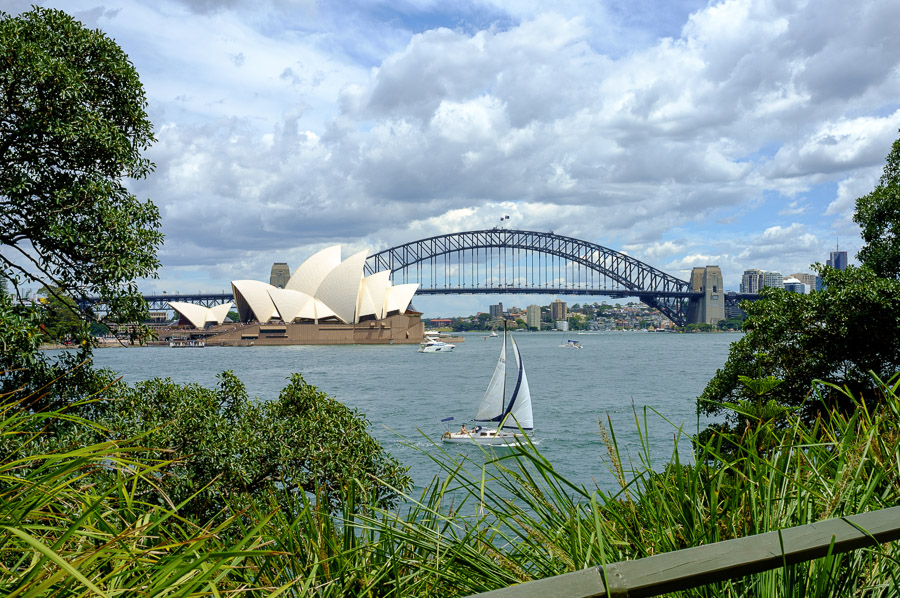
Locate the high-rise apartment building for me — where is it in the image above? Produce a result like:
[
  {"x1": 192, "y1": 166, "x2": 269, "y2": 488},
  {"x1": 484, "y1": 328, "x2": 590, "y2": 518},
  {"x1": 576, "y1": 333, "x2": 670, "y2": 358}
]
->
[
  {"x1": 740, "y1": 269, "x2": 763, "y2": 294},
  {"x1": 526, "y1": 305, "x2": 542, "y2": 329},
  {"x1": 762, "y1": 271, "x2": 784, "y2": 289},
  {"x1": 489, "y1": 303, "x2": 504, "y2": 319},
  {"x1": 269, "y1": 262, "x2": 291, "y2": 289},
  {"x1": 550, "y1": 299, "x2": 567, "y2": 321}
]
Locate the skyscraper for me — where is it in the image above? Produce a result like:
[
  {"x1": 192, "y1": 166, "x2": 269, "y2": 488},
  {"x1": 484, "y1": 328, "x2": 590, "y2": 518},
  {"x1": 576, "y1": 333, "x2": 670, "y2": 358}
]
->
[
  {"x1": 827, "y1": 247, "x2": 848, "y2": 270},
  {"x1": 526, "y1": 305, "x2": 541, "y2": 329}
]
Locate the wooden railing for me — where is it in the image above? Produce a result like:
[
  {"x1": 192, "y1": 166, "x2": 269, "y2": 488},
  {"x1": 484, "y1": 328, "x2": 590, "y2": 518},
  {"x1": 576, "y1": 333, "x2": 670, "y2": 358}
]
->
[{"x1": 473, "y1": 506, "x2": 900, "y2": 598}]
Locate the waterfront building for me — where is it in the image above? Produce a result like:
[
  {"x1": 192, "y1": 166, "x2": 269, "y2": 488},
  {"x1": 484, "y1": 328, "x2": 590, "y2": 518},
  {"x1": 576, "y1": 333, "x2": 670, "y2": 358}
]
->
[
  {"x1": 783, "y1": 277, "x2": 810, "y2": 294},
  {"x1": 526, "y1": 304, "x2": 541, "y2": 329},
  {"x1": 790, "y1": 273, "x2": 817, "y2": 288},
  {"x1": 489, "y1": 302, "x2": 504, "y2": 319},
  {"x1": 232, "y1": 246, "x2": 417, "y2": 326},
  {"x1": 164, "y1": 245, "x2": 425, "y2": 346},
  {"x1": 148, "y1": 311, "x2": 169, "y2": 324},
  {"x1": 269, "y1": 262, "x2": 291, "y2": 288},
  {"x1": 740, "y1": 269, "x2": 763, "y2": 294},
  {"x1": 550, "y1": 299, "x2": 567, "y2": 321},
  {"x1": 556, "y1": 320, "x2": 569, "y2": 332}
]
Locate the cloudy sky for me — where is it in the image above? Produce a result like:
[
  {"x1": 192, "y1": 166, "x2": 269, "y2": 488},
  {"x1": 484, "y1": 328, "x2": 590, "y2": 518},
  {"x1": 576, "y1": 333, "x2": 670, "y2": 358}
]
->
[{"x1": 11, "y1": 0, "x2": 900, "y2": 316}]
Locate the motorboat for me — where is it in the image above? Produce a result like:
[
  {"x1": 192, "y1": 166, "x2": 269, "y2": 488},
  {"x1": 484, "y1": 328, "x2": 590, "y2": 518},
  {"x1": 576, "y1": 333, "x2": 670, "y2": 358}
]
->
[
  {"x1": 442, "y1": 323, "x2": 533, "y2": 445},
  {"x1": 559, "y1": 339, "x2": 583, "y2": 348},
  {"x1": 418, "y1": 337, "x2": 455, "y2": 353}
]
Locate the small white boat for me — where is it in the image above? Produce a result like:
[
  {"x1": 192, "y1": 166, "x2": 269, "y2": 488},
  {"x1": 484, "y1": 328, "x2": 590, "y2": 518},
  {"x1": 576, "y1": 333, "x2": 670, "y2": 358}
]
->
[
  {"x1": 169, "y1": 339, "x2": 205, "y2": 348},
  {"x1": 418, "y1": 338, "x2": 455, "y2": 353},
  {"x1": 559, "y1": 339, "x2": 583, "y2": 349},
  {"x1": 490, "y1": 331, "x2": 499, "y2": 337},
  {"x1": 442, "y1": 324, "x2": 533, "y2": 445}
]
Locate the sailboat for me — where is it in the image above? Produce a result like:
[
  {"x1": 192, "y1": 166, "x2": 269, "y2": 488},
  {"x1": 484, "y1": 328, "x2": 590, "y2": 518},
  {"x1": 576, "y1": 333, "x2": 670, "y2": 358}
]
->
[{"x1": 441, "y1": 323, "x2": 533, "y2": 445}]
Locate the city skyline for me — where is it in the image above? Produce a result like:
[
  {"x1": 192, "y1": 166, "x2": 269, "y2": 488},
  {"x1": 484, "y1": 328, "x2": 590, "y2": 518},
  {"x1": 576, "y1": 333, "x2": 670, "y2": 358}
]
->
[{"x1": 12, "y1": 0, "x2": 900, "y2": 318}]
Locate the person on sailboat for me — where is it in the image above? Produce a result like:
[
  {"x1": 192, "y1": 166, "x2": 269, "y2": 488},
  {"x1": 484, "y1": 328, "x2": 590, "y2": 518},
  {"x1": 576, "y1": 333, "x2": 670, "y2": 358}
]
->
[{"x1": 460, "y1": 424, "x2": 467, "y2": 434}]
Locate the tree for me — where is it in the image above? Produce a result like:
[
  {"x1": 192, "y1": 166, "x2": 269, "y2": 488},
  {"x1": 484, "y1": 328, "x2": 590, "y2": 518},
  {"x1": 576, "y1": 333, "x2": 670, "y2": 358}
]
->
[
  {"x1": 701, "y1": 129, "x2": 900, "y2": 433},
  {"x1": 0, "y1": 7, "x2": 162, "y2": 326},
  {"x1": 100, "y1": 372, "x2": 412, "y2": 519},
  {"x1": 0, "y1": 7, "x2": 162, "y2": 403},
  {"x1": 37, "y1": 285, "x2": 82, "y2": 342},
  {"x1": 699, "y1": 266, "x2": 900, "y2": 425},
  {"x1": 855, "y1": 129, "x2": 900, "y2": 278}
]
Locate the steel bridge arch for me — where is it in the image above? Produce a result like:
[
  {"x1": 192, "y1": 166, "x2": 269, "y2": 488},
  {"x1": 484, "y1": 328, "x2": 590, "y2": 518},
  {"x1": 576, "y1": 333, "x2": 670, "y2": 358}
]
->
[{"x1": 364, "y1": 229, "x2": 698, "y2": 325}]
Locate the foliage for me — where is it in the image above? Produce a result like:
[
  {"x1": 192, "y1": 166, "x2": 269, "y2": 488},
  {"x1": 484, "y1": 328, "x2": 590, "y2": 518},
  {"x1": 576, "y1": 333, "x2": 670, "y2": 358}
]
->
[
  {"x1": 699, "y1": 266, "x2": 900, "y2": 425},
  {"x1": 36, "y1": 285, "x2": 83, "y2": 342},
  {"x1": 0, "y1": 293, "x2": 111, "y2": 418},
  {"x1": 855, "y1": 129, "x2": 900, "y2": 278},
  {"x1": 97, "y1": 371, "x2": 412, "y2": 520},
  {"x1": 0, "y1": 383, "x2": 291, "y2": 595},
  {"x1": 567, "y1": 314, "x2": 587, "y2": 330},
  {"x1": 3, "y1": 363, "x2": 900, "y2": 596},
  {"x1": 718, "y1": 316, "x2": 744, "y2": 330},
  {"x1": 0, "y1": 7, "x2": 162, "y2": 327}
]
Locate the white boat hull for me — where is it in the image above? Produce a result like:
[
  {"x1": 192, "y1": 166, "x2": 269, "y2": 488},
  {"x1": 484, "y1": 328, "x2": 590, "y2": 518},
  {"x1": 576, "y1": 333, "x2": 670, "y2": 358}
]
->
[
  {"x1": 441, "y1": 428, "x2": 529, "y2": 445},
  {"x1": 419, "y1": 342, "x2": 455, "y2": 353}
]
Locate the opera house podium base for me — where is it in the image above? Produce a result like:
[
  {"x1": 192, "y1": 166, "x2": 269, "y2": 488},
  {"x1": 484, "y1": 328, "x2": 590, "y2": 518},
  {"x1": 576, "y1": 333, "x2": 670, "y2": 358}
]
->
[{"x1": 194, "y1": 313, "x2": 426, "y2": 346}]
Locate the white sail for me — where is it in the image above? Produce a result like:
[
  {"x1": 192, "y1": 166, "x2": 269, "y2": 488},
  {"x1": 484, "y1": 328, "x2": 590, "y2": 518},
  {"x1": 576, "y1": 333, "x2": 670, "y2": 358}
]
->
[
  {"x1": 502, "y1": 335, "x2": 534, "y2": 430},
  {"x1": 474, "y1": 330, "x2": 507, "y2": 422}
]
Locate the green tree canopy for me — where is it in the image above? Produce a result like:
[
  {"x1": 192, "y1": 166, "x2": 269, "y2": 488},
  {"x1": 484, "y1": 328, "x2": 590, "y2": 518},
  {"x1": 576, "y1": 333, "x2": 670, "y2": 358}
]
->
[
  {"x1": 855, "y1": 129, "x2": 900, "y2": 278},
  {"x1": 0, "y1": 7, "x2": 162, "y2": 324},
  {"x1": 699, "y1": 266, "x2": 900, "y2": 425}
]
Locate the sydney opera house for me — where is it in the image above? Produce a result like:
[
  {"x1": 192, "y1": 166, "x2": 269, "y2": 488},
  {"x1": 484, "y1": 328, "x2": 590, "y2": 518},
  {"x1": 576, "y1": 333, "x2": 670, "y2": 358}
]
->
[{"x1": 166, "y1": 246, "x2": 424, "y2": 346}]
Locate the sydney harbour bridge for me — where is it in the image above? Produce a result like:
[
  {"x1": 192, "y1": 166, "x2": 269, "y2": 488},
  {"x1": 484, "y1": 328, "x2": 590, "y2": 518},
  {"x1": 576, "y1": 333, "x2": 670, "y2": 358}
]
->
[{"x1": 125, "y1": 229, "x2": 748, "y2": 327}]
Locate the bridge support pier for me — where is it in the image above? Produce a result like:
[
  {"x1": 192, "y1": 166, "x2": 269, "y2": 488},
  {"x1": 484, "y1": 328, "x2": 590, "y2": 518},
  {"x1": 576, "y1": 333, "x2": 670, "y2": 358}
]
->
[{"x1": 685, "y1": 266, "x2": 725, "y2": 326}]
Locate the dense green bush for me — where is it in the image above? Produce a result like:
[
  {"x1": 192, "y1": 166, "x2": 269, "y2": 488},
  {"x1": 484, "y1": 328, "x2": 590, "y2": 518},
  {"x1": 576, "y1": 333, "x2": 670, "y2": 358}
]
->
[{"x1": 99, "y1": 371, "x2": 412, "y2": 519}]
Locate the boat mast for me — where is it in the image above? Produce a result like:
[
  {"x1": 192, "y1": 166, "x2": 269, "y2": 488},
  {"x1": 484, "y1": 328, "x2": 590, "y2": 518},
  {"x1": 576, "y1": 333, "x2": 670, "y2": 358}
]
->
[{"x1": 501, "y1": 319, "x2": 507, "y2": 416}]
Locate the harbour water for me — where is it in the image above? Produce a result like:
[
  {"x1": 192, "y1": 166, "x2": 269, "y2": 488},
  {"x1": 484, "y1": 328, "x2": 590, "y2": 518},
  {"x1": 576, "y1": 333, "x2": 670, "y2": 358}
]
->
[{"x1": 90, "y1": 331, "x2": 736, "y2": 492}]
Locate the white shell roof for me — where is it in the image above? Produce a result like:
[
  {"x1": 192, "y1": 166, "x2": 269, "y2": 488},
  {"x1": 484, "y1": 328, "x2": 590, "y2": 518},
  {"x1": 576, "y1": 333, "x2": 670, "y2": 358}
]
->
[
  {"x1": 168, "y1": 301, "x2": 211, "y2": 329},
  {"x1": 268, "y1": 288, "x2": 314, "y2": 322},
  {"x1": 232, "y1": 280, "x2": 278, "y2": 323},
  {"x1": 207, "y1": 302, "x2": 233, "y2": 325},
  {"x1": 228, "y1": 246, "x2": 416, "y2": 325},
  {"x1": 285, "y1": 245, "x2": 341, "y2": 297},
  {"x1": 358, "y1": 270, "x2": 392, "y2": 320},
  {"x1": 315, "y1": 249, "x2": 368, "y2": 324},
  {"x1": 168, "y1": 301, "x2": 233, "y2": 329},
  {"x1": 312, "y1": 298, "x2": 336, "y2": 320},
  {"x1": 385, "y1": 283, "x2": 419, "y2": 315}
]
